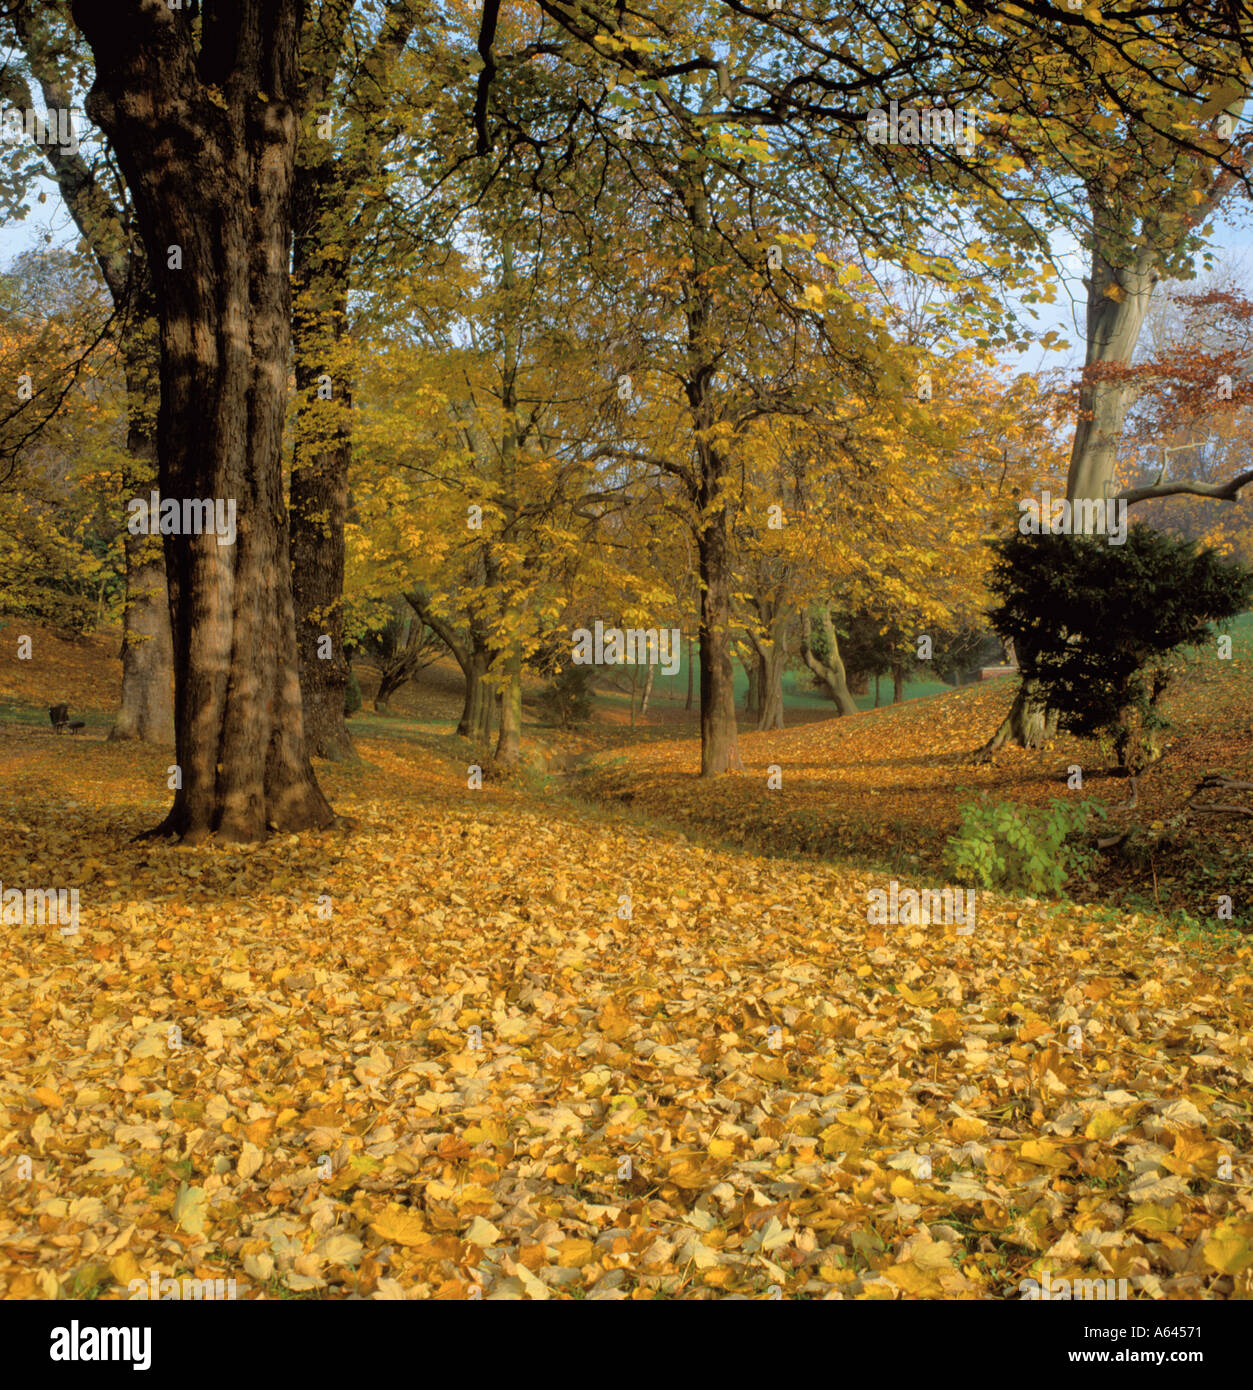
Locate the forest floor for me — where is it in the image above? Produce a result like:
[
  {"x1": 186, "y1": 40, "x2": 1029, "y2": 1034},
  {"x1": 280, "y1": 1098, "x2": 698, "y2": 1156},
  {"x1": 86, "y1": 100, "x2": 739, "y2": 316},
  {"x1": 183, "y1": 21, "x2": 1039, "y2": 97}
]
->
[{"x1": 0, "y1": 624, "x2": 1251, "y2": 1299}]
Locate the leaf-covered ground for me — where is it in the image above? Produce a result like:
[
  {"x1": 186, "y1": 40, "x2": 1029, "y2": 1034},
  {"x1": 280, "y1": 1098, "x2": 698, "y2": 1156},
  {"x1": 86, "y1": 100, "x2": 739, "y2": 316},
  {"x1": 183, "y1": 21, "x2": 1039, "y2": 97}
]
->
[
  {"x1": 2, "y1": 625, "x2": 1252, "y2": 1299},
  {"x1": 578, "y1": 634, "x2": 1253, "y2": 930}
]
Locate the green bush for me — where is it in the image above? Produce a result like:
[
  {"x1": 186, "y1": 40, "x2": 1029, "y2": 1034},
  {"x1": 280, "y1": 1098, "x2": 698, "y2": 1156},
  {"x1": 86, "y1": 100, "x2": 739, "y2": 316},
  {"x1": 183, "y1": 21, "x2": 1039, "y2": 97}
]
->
[
  {"x1": 945, "y1": 795, "x2": 1103, "y2": 895},
  {"x1": 987, "y1": 524, "x2": 1253, "y2": 771},
  {"x1": 536, "y1": 665, "x2": 594, "y2": 729}
]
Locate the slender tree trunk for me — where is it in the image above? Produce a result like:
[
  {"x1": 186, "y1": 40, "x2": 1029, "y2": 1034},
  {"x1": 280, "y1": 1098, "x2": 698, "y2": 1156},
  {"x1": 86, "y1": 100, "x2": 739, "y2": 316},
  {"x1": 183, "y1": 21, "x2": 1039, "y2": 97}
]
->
[
  {"x1": 3, "y1": 16, "x2": 172, "y2": 745},
  {"x1": 892, "y1": 662, "x2": 904, "y2": 704},
  {"x1": 744, "y1": 648, "x2": 760, "y2": 718},
  {"x1": 490, "y1": 241, "x2": 527, "y2": 766},
  {"x1": 678, "y1": 164, "x2": 743, "y2": 776},
  {"x1": 800, "y1": 608, "x2": 859, "y2": 716},
  {"x1": 76, "y1": 0, "x2": 334, "y2": 843},
  {"x1": 373, "y1": 678, "x2": 399, "y2": 713},
  {"x1": 373, "y1": 613, "x2": 437, "y2": 712},
  {"x1": 747, "y1": 612, "x2": 787, "y2": 732},
  {"x1": 639, "y1": 662, "x2": 655, "y2": 718},
  {"x1": 289, "y1": 435, "x2": 353, "y2": 756},
  {"x1": 403, "y1": 592, "x2": 496, "y2": 743},
  {"x1": 110, "y1": 378, "x2": 173, "y2": 744},
  {"x1": 685, "y1": 636, "x2": 694, "y2": 710},
  {"x1": 460, "y1": 662, "x2": 485, "y2": 739},
  {"x1": 874, "y1": 672, "x2": 880, "y2": 708},
  {"x1": 757, "y1": 645, "x2": 784, "y2": 731},
  {"x1": 374, "y1": 656, "x2": 413, "y2": 711},
  {"x1": 287, "y1": 0, "x2": 413, "y2": 758}
]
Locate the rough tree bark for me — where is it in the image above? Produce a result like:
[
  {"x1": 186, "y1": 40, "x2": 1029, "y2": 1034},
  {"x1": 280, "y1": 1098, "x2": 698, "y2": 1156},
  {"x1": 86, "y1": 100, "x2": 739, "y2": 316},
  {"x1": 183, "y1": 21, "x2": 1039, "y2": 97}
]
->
[
  {"x1": 73, "y1": 0, "x2": 334, "y2": 842},
  {"x1": 495, "y1": 653, "x2": 523, "y2": 765},
  {"x1": 696, "y1": 500, "x2": 744, "y2": 773},
  {"x1": 461, "y1": 659, "x2": 494, "y2": 742}
]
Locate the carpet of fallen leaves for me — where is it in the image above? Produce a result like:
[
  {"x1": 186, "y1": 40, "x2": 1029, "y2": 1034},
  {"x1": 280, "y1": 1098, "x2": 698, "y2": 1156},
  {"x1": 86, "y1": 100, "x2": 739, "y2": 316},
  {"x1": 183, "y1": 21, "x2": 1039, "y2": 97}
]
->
[
  {"x1": 578, "y1": 648, "x2": 1253, "y2": 923},
  {"x1": 2, "y1": 709, "x2": 1253, "y2": 1302}
]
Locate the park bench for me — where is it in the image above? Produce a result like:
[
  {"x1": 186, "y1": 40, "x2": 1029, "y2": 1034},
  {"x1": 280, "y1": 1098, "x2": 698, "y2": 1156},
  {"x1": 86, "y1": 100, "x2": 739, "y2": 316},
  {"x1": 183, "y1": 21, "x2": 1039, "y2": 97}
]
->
[
  {"x1": 49, "y1": 704, "x2": 86, "y2": 735},
  {"x1": 977, "y1": 665, "x2": 1019, "y2": 682}
]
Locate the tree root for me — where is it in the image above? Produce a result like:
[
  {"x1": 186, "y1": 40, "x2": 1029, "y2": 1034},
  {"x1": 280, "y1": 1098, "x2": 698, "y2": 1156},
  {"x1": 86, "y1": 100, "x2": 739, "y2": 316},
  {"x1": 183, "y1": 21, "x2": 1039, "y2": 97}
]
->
[{"x1": 1187, "y1": 775, "x2": 1253, "y2": 818}]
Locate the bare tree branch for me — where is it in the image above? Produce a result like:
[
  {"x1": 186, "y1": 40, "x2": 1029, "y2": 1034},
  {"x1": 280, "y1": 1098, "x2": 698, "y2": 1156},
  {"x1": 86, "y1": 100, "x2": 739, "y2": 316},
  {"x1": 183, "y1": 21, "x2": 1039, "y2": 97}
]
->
[{"x1": 1120, "y1": 468, "x2": 1253, "y2": 506}]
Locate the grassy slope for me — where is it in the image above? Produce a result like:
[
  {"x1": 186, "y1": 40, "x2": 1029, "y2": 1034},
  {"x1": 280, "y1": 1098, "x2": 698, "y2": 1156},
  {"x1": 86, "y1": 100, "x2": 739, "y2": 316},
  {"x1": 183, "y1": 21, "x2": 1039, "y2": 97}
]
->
[{"x1": 578, "y1": 614, "x2": 1253, "y2": 933}]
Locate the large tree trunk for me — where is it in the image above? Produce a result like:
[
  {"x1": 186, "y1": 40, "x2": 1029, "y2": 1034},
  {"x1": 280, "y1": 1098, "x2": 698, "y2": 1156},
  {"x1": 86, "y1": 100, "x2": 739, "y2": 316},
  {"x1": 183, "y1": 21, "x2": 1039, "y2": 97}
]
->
[
  {"x1": 495, "y1": 655, "x2": 522, "y2": 765},
  {"x1": 697, "y1": 505, "x2": 744, "y2": 774},
  {"x1": 461, "y1": 658, "x2": 494, "y2": 742},
  {"x1": 76, "y1": 0, "x2": 333, "y2": 843},
  {"x1": 1065, "y1": 214, "x2": 1161, "y2": 505},
  {"x1": 981, "y1": 675, "x2": 1059, "y2": 753},
  {"x1": 800, "y1": 608, "x2": 859, "y2": 716},
  {"x1": 111, "y1": 535, "x2": 173, "y2": 744}
]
